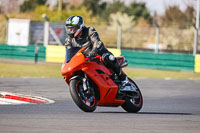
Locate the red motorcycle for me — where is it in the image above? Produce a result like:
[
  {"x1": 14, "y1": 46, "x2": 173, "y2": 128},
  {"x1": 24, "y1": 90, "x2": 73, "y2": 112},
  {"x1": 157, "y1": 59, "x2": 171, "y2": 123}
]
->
[{"x1": 61, "y1": 47, "x2": 143, "y2": 112}]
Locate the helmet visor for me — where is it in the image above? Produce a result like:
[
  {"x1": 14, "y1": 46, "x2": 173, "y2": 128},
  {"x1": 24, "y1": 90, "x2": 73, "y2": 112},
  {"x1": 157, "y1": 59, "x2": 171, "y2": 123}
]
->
[{"x1": 66, "y1": 25, "x2": 78, "y2": 34}]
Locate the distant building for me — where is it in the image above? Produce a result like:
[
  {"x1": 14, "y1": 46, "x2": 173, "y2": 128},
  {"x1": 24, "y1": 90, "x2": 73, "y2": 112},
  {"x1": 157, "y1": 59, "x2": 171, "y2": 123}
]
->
[{"x1": 0, "y1": 0, "x2": 24, "y2": 13}]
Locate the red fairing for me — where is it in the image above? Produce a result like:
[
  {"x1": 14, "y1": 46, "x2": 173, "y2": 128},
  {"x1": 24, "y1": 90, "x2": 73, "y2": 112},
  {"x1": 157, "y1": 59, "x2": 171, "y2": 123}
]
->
[{"x1": 61, "y1": 48, "x2": 125, "y2": 106}]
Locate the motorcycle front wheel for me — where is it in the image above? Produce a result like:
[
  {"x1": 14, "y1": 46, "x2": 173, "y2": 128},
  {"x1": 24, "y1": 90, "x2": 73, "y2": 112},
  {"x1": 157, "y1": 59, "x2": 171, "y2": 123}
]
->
[
  {"x1": 121, "y1": 78, "x2": 143, "y2": 113},
  {"x1": 69, "y1": 78, "x2": 97, "y2": 112}
]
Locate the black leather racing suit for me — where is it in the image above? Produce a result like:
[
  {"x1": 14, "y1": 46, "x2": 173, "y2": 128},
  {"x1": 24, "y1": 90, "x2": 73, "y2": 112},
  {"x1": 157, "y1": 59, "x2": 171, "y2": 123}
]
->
[{"x1": 65, "y1": 26, "x2": 124, "y2": 79}]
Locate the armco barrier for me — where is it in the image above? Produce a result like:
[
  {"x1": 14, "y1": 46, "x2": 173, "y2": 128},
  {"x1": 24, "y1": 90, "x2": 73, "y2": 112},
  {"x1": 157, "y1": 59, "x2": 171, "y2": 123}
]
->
[
  {"x1": 121, "y1": 49, "x2": 194, "y2": 71},
  {"x1": 46, "y1": 45, "x2": 121, "y2": 63},
  {"x1": 46, "y1": 45, "x2": 65, "y2": 63},
  {"x1": 0, "y1": 44, "x2": 46, "y2": 61},
  {"x1": 0, "y1": 44, "x2": 197, "y2": 72},
  {"x1": 195, "y1": 54, "x2": 200, "y2": 72}
]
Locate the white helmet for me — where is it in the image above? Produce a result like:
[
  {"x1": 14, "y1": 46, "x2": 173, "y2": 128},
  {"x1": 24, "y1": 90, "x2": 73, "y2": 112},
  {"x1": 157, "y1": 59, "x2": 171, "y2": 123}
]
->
[{"x1": 65, "y1": 15, "x2": 85, "y2": 38}]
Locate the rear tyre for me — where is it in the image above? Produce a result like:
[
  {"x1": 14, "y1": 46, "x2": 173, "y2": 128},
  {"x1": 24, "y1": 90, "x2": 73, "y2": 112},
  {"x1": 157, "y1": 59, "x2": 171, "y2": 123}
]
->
[
  {"x1": 121, "y1": 78, "x2": 143, "y2": 113},
  {"x1": 69, "y1": 78, "x2": 97, "y2": 112}
]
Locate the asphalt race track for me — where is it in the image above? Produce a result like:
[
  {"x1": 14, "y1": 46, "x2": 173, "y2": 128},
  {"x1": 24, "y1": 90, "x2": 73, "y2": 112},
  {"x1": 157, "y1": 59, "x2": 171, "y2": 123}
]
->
[{"x1": 0, "y1": 78, "x2": 200, "y2": 133}]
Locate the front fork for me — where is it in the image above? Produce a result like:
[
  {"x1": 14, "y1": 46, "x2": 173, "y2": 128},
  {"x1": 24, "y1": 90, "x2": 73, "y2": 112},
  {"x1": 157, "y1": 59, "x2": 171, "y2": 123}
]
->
[
  {"x1": 83, "y1": 75, "x2": 90, "y2": 91},
  {"x1": 82, "y1": 74, "x2": 94, "y2": 96}
]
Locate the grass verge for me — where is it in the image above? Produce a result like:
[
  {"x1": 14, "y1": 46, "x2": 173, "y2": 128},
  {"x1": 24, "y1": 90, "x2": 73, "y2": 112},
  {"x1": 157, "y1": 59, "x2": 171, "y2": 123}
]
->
[{"x1": 0, "y1": 62, "x2": 200, "y2": 79}]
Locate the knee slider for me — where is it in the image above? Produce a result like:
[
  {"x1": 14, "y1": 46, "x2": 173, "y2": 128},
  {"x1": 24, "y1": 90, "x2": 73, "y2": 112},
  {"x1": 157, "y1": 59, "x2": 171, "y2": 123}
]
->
[
  {"x1": 108, "y1": 55, "x2": 115, "y2": 61},
  {"x1": 102, "y1": 53, "x2": 116, "y2": 65}
]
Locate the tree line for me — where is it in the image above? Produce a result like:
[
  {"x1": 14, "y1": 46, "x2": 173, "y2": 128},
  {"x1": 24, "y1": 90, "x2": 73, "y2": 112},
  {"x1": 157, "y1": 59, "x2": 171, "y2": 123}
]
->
[{"x1": 17, "y1": 0, "x2": 196, "y2": 28}]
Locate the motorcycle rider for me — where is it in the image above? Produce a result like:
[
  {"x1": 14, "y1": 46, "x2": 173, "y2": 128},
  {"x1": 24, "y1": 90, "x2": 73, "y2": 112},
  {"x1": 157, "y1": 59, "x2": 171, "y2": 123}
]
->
[{"x1": 65, "y1": 15, "x2": 134, "y2": 92}]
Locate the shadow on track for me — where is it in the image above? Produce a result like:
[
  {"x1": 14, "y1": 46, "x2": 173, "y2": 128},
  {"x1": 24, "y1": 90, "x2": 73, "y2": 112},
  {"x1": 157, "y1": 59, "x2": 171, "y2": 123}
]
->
[
  {"x1": 138, "y1": 112, "x2": 193, "y2": 115},
  {"x1": 95, "y1": 111, "x2": 193, "y2": 115}
]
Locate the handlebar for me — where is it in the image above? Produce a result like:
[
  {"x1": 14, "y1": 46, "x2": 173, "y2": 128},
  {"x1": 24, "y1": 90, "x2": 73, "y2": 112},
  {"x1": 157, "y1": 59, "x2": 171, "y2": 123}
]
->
[{"x1": 85, "y1": 55, "x2": 102, "y2": 62}]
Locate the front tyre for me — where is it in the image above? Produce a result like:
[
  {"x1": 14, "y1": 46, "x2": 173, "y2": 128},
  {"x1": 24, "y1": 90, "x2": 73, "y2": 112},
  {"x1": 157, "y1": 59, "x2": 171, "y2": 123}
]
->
[
  {"x1": 69, "y1": 79, "x2": 97, "y2": 112},
  {"x1": 121, "y1": 78, "x2": 143, "y2": 113}
]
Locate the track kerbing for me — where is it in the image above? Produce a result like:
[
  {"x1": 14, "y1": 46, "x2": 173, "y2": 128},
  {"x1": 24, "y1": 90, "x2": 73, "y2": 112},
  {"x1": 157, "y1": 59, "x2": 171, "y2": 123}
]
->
[{"x1": 0, "y1": 91, "x2": 55, "y2": 105}]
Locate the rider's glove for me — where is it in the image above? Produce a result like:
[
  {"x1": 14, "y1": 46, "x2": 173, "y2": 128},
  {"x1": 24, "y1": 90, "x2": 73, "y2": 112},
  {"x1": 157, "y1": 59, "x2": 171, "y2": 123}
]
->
[
  {"x1": 88, "y1": 49, "x2": 98, "y2": 58},
  {"x1": 88, "y1": 51, "x2": 96, "y2": 57},
  {"x1": 81, "y1": 49, "x2": 97, "y2": 58}
]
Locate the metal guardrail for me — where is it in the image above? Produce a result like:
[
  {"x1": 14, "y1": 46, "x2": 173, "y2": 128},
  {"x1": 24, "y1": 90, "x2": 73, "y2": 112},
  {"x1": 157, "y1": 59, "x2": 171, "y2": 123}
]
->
[
  {"x1": 195, "y1": 55, "x2": 200, "y2": 72},
  {"x1": 0, "y1": 44, "x2": 46, "y2": 62},
  {"x1": 0, "y1": 44, "x2": 198, "y2": 72},
  {"x1": 121, "y1": 49, "x2": 195, "y2": 71}
]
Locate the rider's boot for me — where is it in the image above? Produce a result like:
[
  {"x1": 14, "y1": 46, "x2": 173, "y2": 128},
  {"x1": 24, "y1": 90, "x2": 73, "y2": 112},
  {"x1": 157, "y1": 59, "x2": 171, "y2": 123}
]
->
[
  {"x1": 119, "y1": 74, "x2": 136, "y2": 92},
  {"x1": 102, "y1": 53, "x2": 136, "y2": 92}
]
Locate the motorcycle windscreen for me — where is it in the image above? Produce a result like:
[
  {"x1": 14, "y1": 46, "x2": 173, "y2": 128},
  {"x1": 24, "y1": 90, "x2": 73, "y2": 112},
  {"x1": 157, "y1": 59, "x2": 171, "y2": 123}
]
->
[{"x1": 65, "y1": 47, "x2": 81, "y2": 63}]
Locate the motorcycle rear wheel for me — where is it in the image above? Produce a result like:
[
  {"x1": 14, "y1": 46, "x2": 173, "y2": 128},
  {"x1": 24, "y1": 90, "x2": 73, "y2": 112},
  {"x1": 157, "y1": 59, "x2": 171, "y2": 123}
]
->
[
  {"x1": 121, "y1": 78, "x2": 143, "y2": 113},
  {"x1": 69, "y1": 78, "x2": 97, "y2": 112}
]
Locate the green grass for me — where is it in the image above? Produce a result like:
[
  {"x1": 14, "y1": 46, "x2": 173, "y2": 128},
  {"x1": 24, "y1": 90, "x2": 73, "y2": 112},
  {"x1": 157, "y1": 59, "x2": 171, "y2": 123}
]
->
[
  {"x1": 0, "y1": 62, "x2": 62, "y2": 78},
  {"x1": 0, "y1": 62, "x2": 200, "y2": 79},
  {"x1": 123, "y1": 67, "x2": 200, "y2": 79}
]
